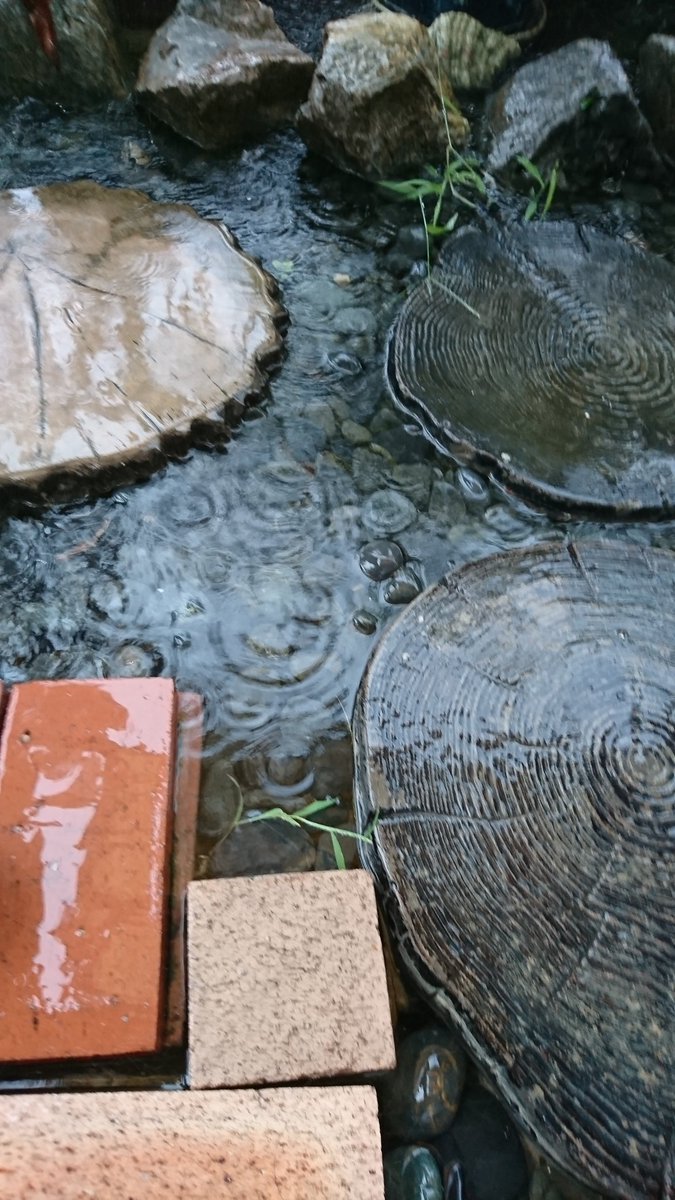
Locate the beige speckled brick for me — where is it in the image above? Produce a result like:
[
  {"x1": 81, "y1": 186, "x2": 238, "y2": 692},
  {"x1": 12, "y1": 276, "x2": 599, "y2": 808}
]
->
[
  {"x1": 187, "y1": 870, "x2": 396, "y2": 1089},
  {"x1": 0, "y1": 1085, "x2": 384, "y2": 1200}
]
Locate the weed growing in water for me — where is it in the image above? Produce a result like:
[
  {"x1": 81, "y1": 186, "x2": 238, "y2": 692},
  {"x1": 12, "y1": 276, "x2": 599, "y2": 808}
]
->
[
  {"x1": 517, "y1": 155, "x2": 559, "y2": 221},
  {"x1": 241, "y1": 796, "x2": 378, "y2": 870}
]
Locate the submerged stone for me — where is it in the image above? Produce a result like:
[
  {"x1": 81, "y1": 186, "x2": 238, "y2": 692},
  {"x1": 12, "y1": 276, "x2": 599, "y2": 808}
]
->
[
  {"x1": 206, "y1": 815, "x2": 316, "y2": 877},
  {"x1": 378, "y1": 1025, "x2": 467, "y2": 1141},
  {"x1": 353, "y1": 608, "x2": 378, "y2": 635},
  {"x1": 136, "y1": 0, "x2": 314, "y2": 150},
  {"x1": 363, "y1": 489, "x2": 417, "y2": 535},
  {"x1": 384, "y1": 1145, "x2": 444, "y2": 1200},
  {"x1": 359, "y1": 540, "x2": 405, "y2": 581},
  {"x1": 296, "y1": 11, "x2": 468, "y2": 180},
  {"x1": 0, "y1": 180, "x2": 283, "y2": 494},
  {"x1": 384, "y1": 568, "x2": 423, "y2": 605},
  {"x1": 435, "y1": 1086, "x2": 528, "y2": 1200}
]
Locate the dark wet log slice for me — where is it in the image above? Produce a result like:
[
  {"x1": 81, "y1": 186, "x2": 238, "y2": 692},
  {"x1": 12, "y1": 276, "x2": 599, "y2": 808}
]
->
[
  {"x1": 386, "y1": 220, "x2": 675, "y2": 515},
  {"x1": 354, "y1": 541, "x2": 675, "y2": 1198},
  {"x1": 0, "y1": 180, "x2": 284, "y2": 491}
]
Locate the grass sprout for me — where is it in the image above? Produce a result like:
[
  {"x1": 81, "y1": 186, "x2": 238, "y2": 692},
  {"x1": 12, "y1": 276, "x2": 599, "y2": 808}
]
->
[
  {"x1": 517, "y1": 155, "x2": 559, "y2": 221},
  {"x1": 242, "y1": 795, "x2": 379, "y2": 870}
]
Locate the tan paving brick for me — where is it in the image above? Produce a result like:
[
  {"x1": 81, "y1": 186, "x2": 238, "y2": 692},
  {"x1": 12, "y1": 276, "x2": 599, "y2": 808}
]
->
[
  {"x1": 0, "y1": 1085, "x2": 384, "y2": 1199},
  {"x1": 187, "y1": 870, "x2": 396, "y2": 1089}
]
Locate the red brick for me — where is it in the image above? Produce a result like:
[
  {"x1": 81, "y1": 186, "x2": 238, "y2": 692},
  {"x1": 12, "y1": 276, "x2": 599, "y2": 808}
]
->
[
  {"x1": 164, "y1": 691, "x2": 203, "y2": 1047},
  {"x1": 0, "y1": 678, "x2": 176, "y2": 1063}
]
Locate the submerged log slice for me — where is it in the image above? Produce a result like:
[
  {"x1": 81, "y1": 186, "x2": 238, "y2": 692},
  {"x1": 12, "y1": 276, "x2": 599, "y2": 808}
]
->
[
  {"x1": 386, "y1": 220, "x2": 675, "y2": 515},
  {"x1": 354, "y1": 541, "x2": 675, "y2": 1198},
  {"x1": 0, "y1": 180, "x2": 284, "y2": 490}
]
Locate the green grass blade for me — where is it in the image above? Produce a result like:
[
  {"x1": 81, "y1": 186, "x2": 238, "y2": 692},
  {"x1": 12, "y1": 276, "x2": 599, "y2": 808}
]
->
[
  {"x1": 330, "y1": 831, "x2": 347, "y2": 870},
  {"x1": 542, "y1": 164, "x2": 559, "y2": 217},
  {"x1": 517, "y1": 155, "x2": 544, "y2": 187},
  {"x1": 524, "y1": 197, "x2": 539, "y2": 221},
  {"x1": 293, "y1": 797, "x2": 338, "y2": 819}
]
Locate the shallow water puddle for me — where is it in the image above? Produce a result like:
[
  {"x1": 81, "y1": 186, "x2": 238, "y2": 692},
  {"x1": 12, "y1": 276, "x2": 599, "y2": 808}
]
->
[{"x1": 0, "y1": 96, "x2": 674, "y2": 866}]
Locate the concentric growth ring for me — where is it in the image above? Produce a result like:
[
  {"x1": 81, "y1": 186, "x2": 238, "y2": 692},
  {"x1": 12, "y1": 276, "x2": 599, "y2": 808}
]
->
[
  {"x1": 354, "y1": 541, "x2": 675, "y2": 1198},
  {"x1": 386, "y1": 220, "x2": 675, "y2": 515}
]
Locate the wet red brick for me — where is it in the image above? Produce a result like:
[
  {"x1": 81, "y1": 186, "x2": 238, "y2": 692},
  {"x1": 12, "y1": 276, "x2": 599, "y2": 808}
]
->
[
  {"x1": 165, "y1": 691, "x2": 203, "y2": 1047},
  {"x1": 0, "y1": 678, "x2": 176, "y2": 1063}
]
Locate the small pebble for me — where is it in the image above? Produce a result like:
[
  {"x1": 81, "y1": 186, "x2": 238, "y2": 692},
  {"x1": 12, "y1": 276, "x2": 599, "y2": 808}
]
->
[
  {"x1": 353, "y1": 608, "x2": 378, "y2": 634},
  {"x1": 359, "y1": 540, "x2": 404, "y2": 582},
  {"x1": 363, "y1": 488, "x2": 417, "y2": 535},
  {"x1": 456, "y1": 467, "x2": 490, "y2": 506},
  {"x1": 389, "y1": 463, "x2": 433, "y2": 509},
  {"x1": 384, "y1": 568, "x2": 423, "y2": 605},
  {"x1": 429, "y1": 479, "x2": 466, "y2": 523},
  {"x1": 198, "y1": 760, "x2": 242, "y2": 840},
  {"x1": 324, "y1": 349, "x2": 363, "y2": 376},
  {"x1": 105, "y1": 641, "x2": 163, "y2": 677},
  {"x1": 206, "y1": 817, "x2": 315, "y2": 878},
  {"x1": 342, "y1": 420, "x2": 372, "y2": 446},
  {"x1": 88, "y1": 577, "x2": 127, "y2": 621},
  {"x1": 384, "y1": 1146, "x2": 444, "y2": 1200},
  {"x1": 333, "y1": 272, "x2": 352, "y2": 285},
  {"x1": 333, "y1": 305, "x2": 378, "y2": 337},
  {"x1": 378, "y1": 1025, "x2": 467, "y2": 1141}
]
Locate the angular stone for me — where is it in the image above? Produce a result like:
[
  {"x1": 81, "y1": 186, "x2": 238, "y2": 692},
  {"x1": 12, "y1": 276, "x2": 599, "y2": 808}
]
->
[
  {"x1": 0, "y1": 0, "x2": 128, "y2": 100},
  {"x1": 0, "y1": 181, "x2": 283, "y2": 493},
  {"x1": 638, "y1": 35, "x2": 675, "y2": 161},
  {"x1": 429, "y1": 12, "x2": 520, "y2": 93},
  {"x1": 0, "y1": 678, "x2": 176, "y2": 1062},
  {"x1": 187, "y1": 870, "x2": 395, "y2": 1088},
  {"x1": 136, "y1": 0, "x2": 314, "y2": 150},
  {"x1": 486, "y1": 39, "x2": 658, "y2": 184},
  {"x1": 297, "y1": 11, "x2": 468, "y2": 180},
  {"x1": 0, "y1": 1086, "x2": 385, "y2": 1199}
]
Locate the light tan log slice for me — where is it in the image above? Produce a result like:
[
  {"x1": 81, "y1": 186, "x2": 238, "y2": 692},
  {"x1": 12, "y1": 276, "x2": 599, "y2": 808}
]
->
[{"x1": 0, "y1": 180, "x2": 284, "y2": 489}]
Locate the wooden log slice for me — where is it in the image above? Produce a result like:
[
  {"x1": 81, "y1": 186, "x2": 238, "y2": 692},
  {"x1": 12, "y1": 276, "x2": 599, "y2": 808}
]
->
[
  {"x1": 0, "y1": 180, "x2": 284, "y2": 491},
  {"x1": 386, "y1": 220, "x2": 675, "y2": 516},
  {"x1": 354, "y1": 541, "x2": 675, "y2": 1198}
]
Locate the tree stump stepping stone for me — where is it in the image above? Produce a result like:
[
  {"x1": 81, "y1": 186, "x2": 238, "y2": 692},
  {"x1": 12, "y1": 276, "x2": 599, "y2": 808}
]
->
[
  {"x1": 386, "y1": 219, "x2": 675, "y2": 516},
  {"x1": 0, "y1": 180, "x2": 284, "y2": 493},
  {"x1": 353, "y1": 541, "x2": 675, "y2": 1198}
]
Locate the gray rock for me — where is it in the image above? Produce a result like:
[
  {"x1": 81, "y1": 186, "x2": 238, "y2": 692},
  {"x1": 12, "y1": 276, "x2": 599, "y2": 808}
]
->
[
  {"x1": 486, "y1": 39, "x2": 658, "y2": 185},
  {"x1": 0, "y1": 0, "x2": 127, "y2": 100},
  {"x1": 206, "y1": 815, "x2": 316, "y2": 877},
  {"x1": 136, "y1": 0, "x2": 314, "y2": 150},
  {"x1": 363, "y1": 488, "x2": 417, "y2": 535},
  {"x1": 638, "y1": 35, "x2": 675, "y2": 162},
  {"x1": 388, "y1": 463, "x2": 433, "y2": 509},
  {"x1": 342, "y1": 419, "x2": 372, "y2": 446},
  {"x1": 297, "y1": 11, "x2": 468, "y2": 180}
]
